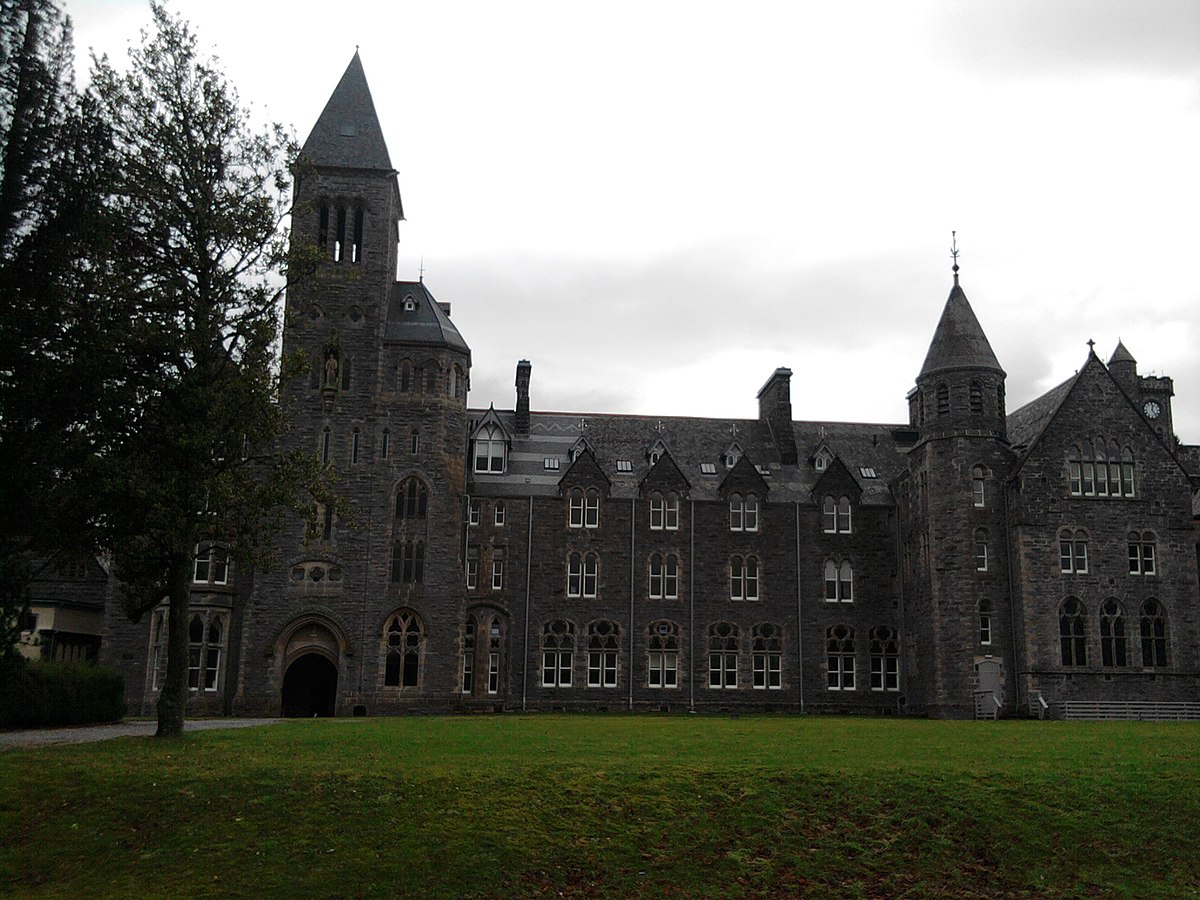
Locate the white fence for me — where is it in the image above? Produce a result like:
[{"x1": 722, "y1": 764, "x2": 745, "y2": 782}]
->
[{"x1": 1061, "y1": 700, "x2": 1200, "y2": 721}]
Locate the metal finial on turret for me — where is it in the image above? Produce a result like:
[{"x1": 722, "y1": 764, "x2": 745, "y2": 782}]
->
[{"x1": 950, "y1": 231, "x2": 960, "y2": 285}]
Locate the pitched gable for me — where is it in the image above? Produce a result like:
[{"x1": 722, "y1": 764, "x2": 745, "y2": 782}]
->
[
  {"x1": 640, "y1": 449, "x2": 691, "y2": 496},
  {"x1": 718, "y1": 454, "x2": 768, "y2": 498},
  {"x1": 558, "y1": 447, "x2": 611, "y2": 495},
  {"x1": 811, "y1": 455, "x2": 863, "y2": 501}
]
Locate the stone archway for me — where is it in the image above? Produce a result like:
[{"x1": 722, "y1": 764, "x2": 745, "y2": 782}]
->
[
  {"x1": 281, "y1": 653, "x2": 338, "y2": 717},
  {"x1": 276, "y1": 616, "x2": 346, "y2": 717}
]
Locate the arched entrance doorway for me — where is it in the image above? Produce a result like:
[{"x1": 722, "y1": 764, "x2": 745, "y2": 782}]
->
[
  {"x1": 276, "y1": 616, "x2": 347, "y2": 717},
  {"x1": 282, "y1": 653, "x2": 338, "y2": 717}
]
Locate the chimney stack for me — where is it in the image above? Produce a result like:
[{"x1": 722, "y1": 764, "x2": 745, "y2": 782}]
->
[{"x1": 515, "y1": 360, "x2": 532, "y2": 435}]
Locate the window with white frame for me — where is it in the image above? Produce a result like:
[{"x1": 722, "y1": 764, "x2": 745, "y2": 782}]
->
[
  {"x1": 974, "y1": 529, "x2": 989, "y2": 572},
  {"x1": 1068, "y1": 441, "x2": 1134, "y2": 497},
  {"x1": 568, "y1": 488, "x2": 600, "y2": 529},
  {"x1": 823, "y1": 560, "x2": 853, "y2": 602},
  {"x1": 972, "y1": 466, "x2": 986, "y2": 508},
  {"x1": 1059, "y1": 528, "x2": 1088, "y2": 574},
  {"x1": 826, "y1": 624, "x2": 855, "y2": 690},
  {"x1": 648, "y1": 553, "x2": 679, "y2": 600},
  {"x1": 1128, "y1": 531, "x2": 1156, "y2": 575},
  {"x1": 751, "y1": 623, "x2": 782, "y2": 690},
  {"x1": 730, "y1": 555, "x2": 759, "y2": 601},
  {"x1": 468, "y1": 498, "x2": 480, "y2": 526},
  {"x1": 567, "y1": 552, "x2": 598, "y2": 598},
  {"x1": 185, "y1": 611, "x2": 226, "y2": 692},
  {"x1": 473, "y1": 424, "x2": 506, "y2": 473},
  {"x1": 648, "y1": 491, "x2": 680, "y2": 531},
  {"x1": 586, "y1": 620, "x2": 619, "y2": 688},
  {"x1": 541, "y1": 620, "x2": 575, "y2": 687},
  {"x1": 466, "y1": 548, "x2": 478, "y2": 590},
  {"x1": 491, "y1": 555, "x2": 504, "y2": 591},
  {"x1": 648, "y1": 621, "x2": 680, "y2": 688},
  {"x1": 462, "y1": 617, "x2": 475, "y2": 693},
  {"x1": 708, "y1": 622, "x2": 739, "y2": 689},
  {"x1": 193, "y1": 545, "x2": 229, "y2": 586},
  {"x1": 979, "y1": 603, "x2": 992, "y2": 645},
  {"x1": 822, "y1": 495, "x2": 851, "y2": 533},
  {"x1": 729, "y1": 493, "x2": 759, "y2": 532},
  {"x1": 869, "y1": 625, "x2": 899, "y2": 691}
]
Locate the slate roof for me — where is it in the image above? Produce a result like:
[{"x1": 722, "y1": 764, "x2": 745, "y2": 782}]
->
[
  {"x1": 1109, "y1": 340, "x2": 1136, "y2": 365},
  {"x1": 1006, "y1": 375, "x2": 1074, "y2": 451},
  {"x1": 384, "y1": 281, "x2": 470, "y2": 354},
  {"x1": 300, "y1": 53, "x2": 395, "y2": 173},
  {"x1": 918, "y1": 281, "x2": 1004, "y2": 378},
  {"x1": 467, "y1": 410, "x2": 911, "y2": 503}
]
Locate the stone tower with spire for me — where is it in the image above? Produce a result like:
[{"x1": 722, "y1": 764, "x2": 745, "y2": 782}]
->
[
  {"x1": 899, "y1": 267, "x2": 1014, "y2": 718},
  {"x1": 233, "y1": 53, "x2": 472, "y2": 716}
]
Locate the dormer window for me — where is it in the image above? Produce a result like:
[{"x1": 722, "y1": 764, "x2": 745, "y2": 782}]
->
[
  {"x1": 814, "y1": 447, "x2": 833, "y2": 472},
  {"x1": 724, "y1": 442, "x2": 743, "y2": 469},
  {"x1": 569, "y1": 437, "x2": 592, "y2": 463},
  {"x1": 403, "y1": 295, "x2": 416, "y2": 312},
  {"x1": 473, "y1": 424, "x2": 506, "y2": 474},
  {"x1": 646, "y1": 439, "x2": 668, "y2": 467}
]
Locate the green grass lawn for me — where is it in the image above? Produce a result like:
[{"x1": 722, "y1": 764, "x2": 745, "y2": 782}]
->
[{"x1": 2, "y1": 716, "x2": 1198, "y2": 897}]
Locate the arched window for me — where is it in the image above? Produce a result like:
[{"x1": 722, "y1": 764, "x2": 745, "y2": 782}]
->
[
  {"x1": 473, "y1": 424, "x2": 506, "y2": 474},
  {"x1": 317, "y1": 202, "x2": 329, "y2": 249},
  {"x1": 185, "y1": 614, "x2": 225, "y2": 691},
  {"x1": 1140, "y1": 599, "x2": 1168, "y2": 667},
  {"x1": 974, "y1": 528, "x2": 988, "y2": 572},
  {"x1": 1069, "y1": 442, "x2": 1135, "y2": 497},
  {"x1": 448, "y1": 366, "x2": 457, "y2": 399},
  {"x1": 826, "y1": 624, "x2": 855, "y2": 690},
  {"x1": 424, "y1": 362, "x2": 438, "y2": 394},
  {"x1": 395, "y1": 478, "x2": 429, "y2": 519},
  {"x1": 320, "y1": 426, "x2": 331, "y2": 465},
  {"x1": 648, "y1": 621, "x2": 680, "y2": 689},
  {"x1": 1059, "y1": 528, "x2": 1088, "y2": 574},
  {"x1": 384, "y1": 611, "x2": 422, "y2": 687},
  {"x1": 729, "y1": 493, "x2": 758, "y2": 531},
  {"x1": 969, "y1": 381, "x2": 983, "y2": 414},
  {"x1": 399, "y1": 360, "x2": 412, "y2": 392},
  {"x1": 751, "y1": 623, "x2": 782, "y2": 690},
  {"x1": 869, "y1": 625, "x2": 899, "y2": 691},
  {"x1": 351, "y1": 427, "x2": 361, "y2": 464},
  {"x1": 936, "y1": 382, "x2": 950, "y2": 416},
  {"x1": 351, "y1": 205, "x2": 363, "y2": 264},
  {"x1": 1059, "y1": 598, "x2": 1086, "y2": 666},
  {"x1": 586, "y1": 620, "x2": 619, "y2": 688},
  {"x1": 390, "y1": 540, "x2": 425, "y2": 584},
  {"x1": 541, "y1": 620, "x2": 575, "y2": 687},
  {"x1": 1099, "y1": 599, "x2": 1127, "y2": 667},
  {"x1": 567, "y1": 552, "x2": 598, "y2": 598},
  {"x1": 972, "y1": 466, "x2": 986, "y2": 508},
  {"x1": 823, "y1": 560, "x2": 852, "y2": 602},
  {"x1": 648, "y1": 491, "x2": 681, "y2": 531},
  {"x1": 822, "y1": 496, "x2": 852, "y2": 533},
  {"x1": 708, "y1": 622, "x2": 739, "y2": 689},
  {"x1": 380, "y1": 428, "x2": 390, "y2": 460},
  {"x1": 568, "y1": 488, "x2": 599, "y2": 528},
  {"x1": 410, "y1": 429, "x2": 420, "y2": 454},
  {"x1": 1128, "y1": 531, "x2": 1156, "y2": 575},
  {"x1": 730, "y1": 555, "x2": 759, "y2": 601}
]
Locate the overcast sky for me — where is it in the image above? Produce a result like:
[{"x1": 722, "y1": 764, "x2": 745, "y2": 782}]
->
[{"x1": 68, "y1": 1, "x2": 1200, "y2": 442}]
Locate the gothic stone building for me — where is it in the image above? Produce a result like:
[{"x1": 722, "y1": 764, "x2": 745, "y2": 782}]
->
[{"x1": 102, "y1": 54, "x2": 1200, "y2": 719}]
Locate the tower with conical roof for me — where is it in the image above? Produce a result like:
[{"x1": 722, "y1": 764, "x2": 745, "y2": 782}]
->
[
  {"x1": 234, "y1": 54, "x2": 472, "y2": 717},
  {"x1": 898, "y1": 256, "x2": 1015, "y2": 718}
]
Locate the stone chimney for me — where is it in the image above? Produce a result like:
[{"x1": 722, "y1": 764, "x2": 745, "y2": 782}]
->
[
  {"x1": 515, "y1": 360, "x2": 532, "y2": 435},
  {"x1": 757, "y1": 367, "x2": 798, "y2": 465}
]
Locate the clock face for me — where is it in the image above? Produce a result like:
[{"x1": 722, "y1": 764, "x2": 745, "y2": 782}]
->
[{"x1": 1144, "y1": 400, "x2": 1162, "y2": 419}]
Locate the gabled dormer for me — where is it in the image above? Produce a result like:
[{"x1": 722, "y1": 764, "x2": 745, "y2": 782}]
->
[
  {"x1": 646, "y1": 438, "x2": 669, "y2": 467},
  {"x1": 469, "y1": 406, "x2": 509, "y2": 475},
  {"x1": 569, "y1": 436, "x2": 595, "y2": 463},
  {"x1": 723, "y1": 441, "x2": 744, "y2": 469},
  {"x1": 811, "y1": 444, "x2": 835, "y2": 474},
  {"x1": 640, "y1": 448, "x2": 691, "y2": 498},
  {"x1": 718, "y1": 454, "x2": 769, "y2": 499},
  {"x1": 811, "y1": 456, "x2": 863, "y2": 504}
]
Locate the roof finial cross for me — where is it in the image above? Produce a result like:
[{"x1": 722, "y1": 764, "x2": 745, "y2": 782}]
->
[
  {"x1": 950, "y1": 230, "x2": 960, "y2": 285},
  {"x1": 418, "y1": 256, "x2": 424, "y2": 283},
  {"x1": 1087, "y1": 338, "x2": 1095, "y2": 353}
]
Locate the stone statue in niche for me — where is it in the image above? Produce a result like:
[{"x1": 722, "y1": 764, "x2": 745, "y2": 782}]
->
[{"x1": 323, "y1": 348, "x2": 339, "y2": 388}]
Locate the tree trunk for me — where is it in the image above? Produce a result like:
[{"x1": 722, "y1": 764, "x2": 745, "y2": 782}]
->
[{"x1": 156, "y1": 550, "x2": 192, "y2": 737}]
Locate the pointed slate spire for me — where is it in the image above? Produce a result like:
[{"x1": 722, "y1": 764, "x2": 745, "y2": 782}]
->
[
  {"x1": 301, "y1": 52, "x2": 394, "y2": 171},
  {"x1": 917, "y1": 281, "x2": 1004, "y2": 379},
  {"x1": 1108, "y1": 340, "x2": 1136, "y2": 366}
]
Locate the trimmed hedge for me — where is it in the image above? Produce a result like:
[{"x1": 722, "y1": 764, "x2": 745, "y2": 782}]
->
[{"x1": 0, "y1": 660, "x2": 126, "y2": 729}]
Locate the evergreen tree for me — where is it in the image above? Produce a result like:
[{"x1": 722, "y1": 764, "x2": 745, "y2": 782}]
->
[{"x1": 89, "y1": 4, "x2": 330, "y2": 736}]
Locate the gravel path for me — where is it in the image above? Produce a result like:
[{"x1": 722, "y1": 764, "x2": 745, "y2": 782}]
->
[{"x1": 0, "y1": 718, "x2": 284, "y2": 750}]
